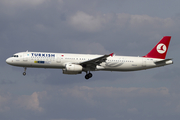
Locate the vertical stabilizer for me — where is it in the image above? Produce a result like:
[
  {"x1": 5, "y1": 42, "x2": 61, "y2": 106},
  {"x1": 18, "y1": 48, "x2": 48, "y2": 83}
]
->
[{"x1": 143, "y1": 36, "x2": 171, "y2": 59}]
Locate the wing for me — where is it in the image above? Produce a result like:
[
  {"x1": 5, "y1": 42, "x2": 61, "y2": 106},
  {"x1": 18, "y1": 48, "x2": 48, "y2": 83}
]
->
[{"x1": 79, "y1": 53, "x2": 114, "y2": 71}]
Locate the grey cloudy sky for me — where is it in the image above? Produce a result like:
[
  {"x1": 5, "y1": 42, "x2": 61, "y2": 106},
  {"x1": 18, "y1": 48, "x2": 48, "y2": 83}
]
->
[{"x1": 1, "y1": 0, "x2": 180, "y2": 120}]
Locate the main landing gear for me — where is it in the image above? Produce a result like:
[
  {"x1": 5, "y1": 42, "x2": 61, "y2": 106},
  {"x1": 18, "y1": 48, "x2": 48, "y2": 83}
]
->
[
  {"x1": 85, "y1": 72, "x2": 93, "y2": 80},
  {"x1": 23, "y1": 67, "x2": 27, "y2": 76}
]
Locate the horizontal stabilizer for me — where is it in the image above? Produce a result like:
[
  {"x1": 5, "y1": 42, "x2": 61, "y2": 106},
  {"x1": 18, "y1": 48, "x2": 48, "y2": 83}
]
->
[{"x1": 154, "y1": 59, "x2": 173, "y2": 65}]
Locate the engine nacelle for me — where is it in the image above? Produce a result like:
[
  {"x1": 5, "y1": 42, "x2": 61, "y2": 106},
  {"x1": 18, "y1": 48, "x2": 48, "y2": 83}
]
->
[{"x1": 63, "y1": 64, "x2": 83, "y2": 75}]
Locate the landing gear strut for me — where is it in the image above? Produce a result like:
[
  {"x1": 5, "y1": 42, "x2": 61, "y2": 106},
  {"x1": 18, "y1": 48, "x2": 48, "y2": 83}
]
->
[
  {"x1": 23, "y1": 67, "x2": 27, "y2": 76},
  {"x1": 85, "y1": 72, "x2": 93, "y2": 80}
]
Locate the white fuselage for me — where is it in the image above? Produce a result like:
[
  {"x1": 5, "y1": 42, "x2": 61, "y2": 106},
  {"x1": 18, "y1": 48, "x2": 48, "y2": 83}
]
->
[
  {"x1": 5, "y1": 36, "x2": 173, "y2": 79},
  {"x1": 6, "y1": 52, "x2": 173, "y2": 72}
]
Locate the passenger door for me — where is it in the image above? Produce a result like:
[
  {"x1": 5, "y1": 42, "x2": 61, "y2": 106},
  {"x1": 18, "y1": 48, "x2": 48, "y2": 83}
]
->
[
  {"x1": 56, "y1": 54, "x2": 61, "y2": 63},
  {"x1": 142, "y1": 58, "x2": 146, "y2": 67},
  {"x1": 23, "y1": 53, "x2": 28, "y2": 62}
]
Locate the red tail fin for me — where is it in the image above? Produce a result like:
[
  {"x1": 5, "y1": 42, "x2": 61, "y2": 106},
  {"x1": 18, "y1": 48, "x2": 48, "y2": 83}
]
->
[{"x1": 143, "y1": 36, "x2": 171, "y2": 59}]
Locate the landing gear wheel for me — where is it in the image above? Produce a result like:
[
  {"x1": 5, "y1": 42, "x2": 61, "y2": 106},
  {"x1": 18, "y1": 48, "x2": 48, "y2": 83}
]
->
[
  {"x1": 23, "y1": 72, "x2": 26, "y2": 76},
  {"x1": 85, "y1": 72, "x2": 93, "y2": 80},
  {"x1": 85, "y1": 74, "x2": 89, "y2": 79},
  {"x1": 88, "y1": 73, "x2": 93, "y2": 78}
]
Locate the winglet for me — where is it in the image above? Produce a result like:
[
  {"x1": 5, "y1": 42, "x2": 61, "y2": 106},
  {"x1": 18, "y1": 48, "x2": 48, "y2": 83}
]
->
[{"x1": 110, "y1": 53, "x2": 114, "y2": 57}]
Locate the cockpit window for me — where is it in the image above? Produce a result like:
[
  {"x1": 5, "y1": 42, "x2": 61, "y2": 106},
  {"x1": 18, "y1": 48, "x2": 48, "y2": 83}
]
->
[{"x1": 13, "y1": 55, "x2": 19, "y2": 57}]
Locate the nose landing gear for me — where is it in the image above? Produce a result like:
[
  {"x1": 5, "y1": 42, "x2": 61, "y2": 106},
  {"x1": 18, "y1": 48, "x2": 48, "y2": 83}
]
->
[
  {"x1": 23, "y1": 67, "x2": 27, "y2": 76},
  {"x1": 85, "y1": 72, "x2": 93, "y2": 80}
]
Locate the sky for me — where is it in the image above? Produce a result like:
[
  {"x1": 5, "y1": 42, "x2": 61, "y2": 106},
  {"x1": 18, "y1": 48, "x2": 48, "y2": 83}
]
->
[{"x1": 0, "y1": 0, "x2": 180, "y2": 120}]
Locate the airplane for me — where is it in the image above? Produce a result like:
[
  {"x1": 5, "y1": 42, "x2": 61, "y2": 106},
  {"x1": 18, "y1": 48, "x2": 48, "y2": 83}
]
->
[{"x1": 6, "y1": 36, "x2": 173, "y2": 79}]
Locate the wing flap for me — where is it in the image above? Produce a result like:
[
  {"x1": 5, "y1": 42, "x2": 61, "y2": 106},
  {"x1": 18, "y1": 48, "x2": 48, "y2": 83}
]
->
[{"x1": 79, "y1": 53, "x2": 114, "y2": 70}]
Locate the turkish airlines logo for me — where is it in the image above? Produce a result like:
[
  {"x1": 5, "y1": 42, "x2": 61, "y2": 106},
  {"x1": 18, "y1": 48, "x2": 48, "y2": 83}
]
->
[{"x1": 156, "y1": 44, "x2": 166, "y2": 54}]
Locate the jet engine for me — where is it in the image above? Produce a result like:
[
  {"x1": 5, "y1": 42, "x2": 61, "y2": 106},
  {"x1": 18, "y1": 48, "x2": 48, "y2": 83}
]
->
[{"x1": 63, "y1": 64, "x2": 83, "y2": 74}]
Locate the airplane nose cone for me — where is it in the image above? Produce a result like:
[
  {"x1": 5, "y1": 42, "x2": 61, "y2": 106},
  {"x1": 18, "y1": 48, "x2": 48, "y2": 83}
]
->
[{"x1": 6, "y1": 58, "x2": 12, "y2": 64}]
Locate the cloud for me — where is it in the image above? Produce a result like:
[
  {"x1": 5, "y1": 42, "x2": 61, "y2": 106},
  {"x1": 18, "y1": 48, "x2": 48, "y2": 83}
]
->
[
  {"x1": 127, "y1": 108, "x2": 139, "y2": 114},
  {"x1": 0, "y1": 84, "x2": 179, "y2": 120},
  {"x1": 69, "y1": 12, "x2": 176, "y2": 33},
  {"x1": 0, "y1": 0, "x2": 64, "y2": 17},
  {"x1": 0, "y1": 94, "x2": 10, "y2": 112},
  {"x1": 67, "y1": 11, "x2": 177, "y2": 47},
  {"x1": 69, "y1": 11, "x2": 110, "y2": 32},
  {"x1": 15, "y1": 91, "x2": 46, "y2": 112},
  {"x1": 64, "y1": 86, "x2": 170, "y2": 98},
  {"x1": 115, "y1": 13, "x2": 176, "y2": 35},
  {"x1": 1, "y1": 0, "x2": 48, "y2": 7},
  {"x1": 37, "y1": 86, "x2": 180, "y2": 119}
]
